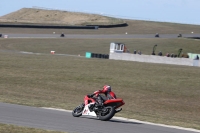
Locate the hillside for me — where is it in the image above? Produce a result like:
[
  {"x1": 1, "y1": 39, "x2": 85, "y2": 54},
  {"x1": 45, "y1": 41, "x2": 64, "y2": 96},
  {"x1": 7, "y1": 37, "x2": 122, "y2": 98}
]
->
[
  {"x1": 1, "y1": 8, "x2": 200, "y2": 34},
  {"x1": 0, "y1": 8, "x2": 124, "y2": 25}
]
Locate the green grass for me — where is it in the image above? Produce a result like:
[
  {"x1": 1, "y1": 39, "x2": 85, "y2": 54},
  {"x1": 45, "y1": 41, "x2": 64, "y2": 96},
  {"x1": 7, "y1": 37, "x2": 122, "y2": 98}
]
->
[
  {"x1": 0, "y1": 38, "x2": 200, "y2": 130},
  {"x1": 0, "y1": 123, "x2": 65, "y2": 133},
  {"x1": 0, "y1": 38, "x2": 200, "y2": 56}
]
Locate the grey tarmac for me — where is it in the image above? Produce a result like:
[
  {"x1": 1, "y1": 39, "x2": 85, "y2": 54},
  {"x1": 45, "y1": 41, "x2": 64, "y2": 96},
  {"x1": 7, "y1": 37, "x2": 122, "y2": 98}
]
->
[
  {"x1": 0, "y1": 102, "x2": 199, "y2": 133},
  {"x1": 1, "y1": 33, "x2": 200, "y2": 39}
]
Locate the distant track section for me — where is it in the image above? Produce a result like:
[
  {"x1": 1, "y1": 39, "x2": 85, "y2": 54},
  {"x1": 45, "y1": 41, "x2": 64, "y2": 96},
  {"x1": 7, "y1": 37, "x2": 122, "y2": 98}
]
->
[
  {"x1": 0, "y1": 23, "x2": 128, "y2": 29},
  {"x1": 3, "y1": 33, "x2": 200, "y2": 39}
]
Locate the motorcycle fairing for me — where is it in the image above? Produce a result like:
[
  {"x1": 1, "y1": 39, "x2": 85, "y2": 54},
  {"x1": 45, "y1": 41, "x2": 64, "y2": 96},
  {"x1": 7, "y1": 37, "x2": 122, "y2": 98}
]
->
[
  {"x1": 104, "y1": 99, "x2": 125, "y2": 108},
  {"x1": 82, "y1": 103, "x2": 97, "y2": 117}
]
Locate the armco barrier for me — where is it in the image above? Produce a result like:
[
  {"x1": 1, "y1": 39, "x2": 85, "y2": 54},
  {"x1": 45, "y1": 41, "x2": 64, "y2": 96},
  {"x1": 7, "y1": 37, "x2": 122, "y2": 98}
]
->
[
  {"x1": 86, "y1": 23, "x2": 128, "y2": 28},
  {"x1": 0, "y1": 24, "x2": 98, "y2": 29},
  {"x1": 0, "y1": 22, "x2": 128, "y2": 29}
]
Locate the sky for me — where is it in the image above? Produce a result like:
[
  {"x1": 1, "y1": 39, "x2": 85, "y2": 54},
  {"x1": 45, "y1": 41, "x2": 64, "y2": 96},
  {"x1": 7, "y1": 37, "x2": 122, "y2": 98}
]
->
[{"x1": 0, "y1": 0, "x2": 199, "y2": 25}]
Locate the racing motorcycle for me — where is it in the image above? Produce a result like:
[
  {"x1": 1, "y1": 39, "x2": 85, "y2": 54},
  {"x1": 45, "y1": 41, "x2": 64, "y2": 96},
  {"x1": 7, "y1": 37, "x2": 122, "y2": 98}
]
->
[{"x1": 72, "y1": 94, "x2": 125, "y2": 121}]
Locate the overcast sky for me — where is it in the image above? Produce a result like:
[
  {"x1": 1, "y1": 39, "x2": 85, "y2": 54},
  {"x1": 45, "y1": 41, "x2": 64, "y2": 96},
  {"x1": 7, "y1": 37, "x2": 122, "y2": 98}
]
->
[{"x1": 0, "y1": 0, "x2": 199, "y2": 25}]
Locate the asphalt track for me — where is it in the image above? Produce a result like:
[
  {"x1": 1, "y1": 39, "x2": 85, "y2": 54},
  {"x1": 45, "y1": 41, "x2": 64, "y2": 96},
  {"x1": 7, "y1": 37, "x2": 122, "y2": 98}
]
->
[
  {"x1": 0, "y1": 102, "x2": 199, "y2": 133},
  {"x1": 2, "y1": 33, "x2": 200, "y2": 39}
]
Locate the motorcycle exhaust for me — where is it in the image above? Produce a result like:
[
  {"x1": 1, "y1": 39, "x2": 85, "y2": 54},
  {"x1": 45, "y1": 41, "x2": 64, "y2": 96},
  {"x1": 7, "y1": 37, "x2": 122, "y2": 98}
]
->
[{"x1": 115, "y1": 108, "x2": 122, "y2": 113}]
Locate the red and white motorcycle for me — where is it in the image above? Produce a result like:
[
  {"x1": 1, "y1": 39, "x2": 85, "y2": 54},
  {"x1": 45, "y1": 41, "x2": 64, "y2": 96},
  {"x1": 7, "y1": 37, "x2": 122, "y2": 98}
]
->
[{"x1": 72, "y1": 94, "x2": 125, "y2": 121}]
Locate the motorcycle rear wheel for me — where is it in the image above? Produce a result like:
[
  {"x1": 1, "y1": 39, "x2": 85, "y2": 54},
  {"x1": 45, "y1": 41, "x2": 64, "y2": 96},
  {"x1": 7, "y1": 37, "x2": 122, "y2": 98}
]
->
[
  {"x1": 72, "y1": 104, "x2": 84, "y2": 117},
  {"x1": 98, "y1": 106, "x2": 115, "y2": 121}
]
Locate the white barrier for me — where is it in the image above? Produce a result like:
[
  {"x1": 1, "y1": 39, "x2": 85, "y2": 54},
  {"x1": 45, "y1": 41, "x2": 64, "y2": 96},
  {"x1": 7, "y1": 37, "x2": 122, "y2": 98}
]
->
[
  {"x1": 4, "y1": 35, "x2": 8, "y2": 38},
  {"x1": 109, "y1": 53, "x2": 199, "y2": 67}
]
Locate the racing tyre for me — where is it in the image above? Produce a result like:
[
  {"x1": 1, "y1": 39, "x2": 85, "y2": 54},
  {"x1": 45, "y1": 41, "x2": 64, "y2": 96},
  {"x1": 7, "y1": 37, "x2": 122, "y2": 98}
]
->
[
  {"x1": 72, "y1": 104, "x2": 84, "y2": 117},
  {"x1": 98, "y1": 106, "x2": 115, "y2": 121}
]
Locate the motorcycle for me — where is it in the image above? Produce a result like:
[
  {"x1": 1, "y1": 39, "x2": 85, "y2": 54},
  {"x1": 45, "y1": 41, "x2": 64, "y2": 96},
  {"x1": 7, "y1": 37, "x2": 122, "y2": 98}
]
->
[
  {"x1": 155, "y1": 33, "x2": 159, "y2": 37},
  {"x1": 72, "y1": 94, "x2": 125, "y2": 121},
  {"x1": 60, "y1": 33, "x2": 65, "y2": 37}
]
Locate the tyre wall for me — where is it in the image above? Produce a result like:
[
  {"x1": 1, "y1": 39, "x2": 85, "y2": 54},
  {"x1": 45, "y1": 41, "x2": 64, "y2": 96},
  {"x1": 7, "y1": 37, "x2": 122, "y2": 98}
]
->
[{"x1": 85, "y1": 52, "x2": 109, "y2": 59}]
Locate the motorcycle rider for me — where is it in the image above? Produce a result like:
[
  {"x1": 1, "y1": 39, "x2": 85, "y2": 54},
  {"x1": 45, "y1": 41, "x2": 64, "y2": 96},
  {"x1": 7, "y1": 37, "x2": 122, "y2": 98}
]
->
[{"x1": 87, "y1": 85, "x2": 116, "y2": 107}]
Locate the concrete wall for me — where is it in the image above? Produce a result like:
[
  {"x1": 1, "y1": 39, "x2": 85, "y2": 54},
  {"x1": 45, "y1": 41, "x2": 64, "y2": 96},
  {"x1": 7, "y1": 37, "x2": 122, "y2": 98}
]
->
[{"x1": 109, "y1": 53, "x2": 200, "y2": 67}]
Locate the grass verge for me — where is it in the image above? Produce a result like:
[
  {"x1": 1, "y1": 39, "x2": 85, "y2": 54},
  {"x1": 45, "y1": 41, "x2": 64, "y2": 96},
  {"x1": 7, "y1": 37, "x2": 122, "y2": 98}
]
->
[
  {"x1": 0, "y1": 123, "x2": 65, "y2": 133},
  {"x1": 0, "y1": 38, "x2": 200, "y2": 56}
]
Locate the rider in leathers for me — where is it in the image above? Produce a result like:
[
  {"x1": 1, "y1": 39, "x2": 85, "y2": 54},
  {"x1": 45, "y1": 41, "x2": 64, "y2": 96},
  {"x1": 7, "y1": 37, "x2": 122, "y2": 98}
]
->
[{"x1": 88, "y1": 85, "x2": 116, "y2": 107}]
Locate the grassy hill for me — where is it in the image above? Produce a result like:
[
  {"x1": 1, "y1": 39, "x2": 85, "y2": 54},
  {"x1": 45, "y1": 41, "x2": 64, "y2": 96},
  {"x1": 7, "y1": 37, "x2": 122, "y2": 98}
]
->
[{"x1": 0, "y1": 8, "x2": 124, "y2": 25}]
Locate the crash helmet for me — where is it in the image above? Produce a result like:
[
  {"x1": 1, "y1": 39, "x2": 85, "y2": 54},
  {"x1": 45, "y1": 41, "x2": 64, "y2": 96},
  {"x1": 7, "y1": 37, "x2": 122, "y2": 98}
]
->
[{"x1": 102, "y1": 85, "x2": 111, "y2": 93}]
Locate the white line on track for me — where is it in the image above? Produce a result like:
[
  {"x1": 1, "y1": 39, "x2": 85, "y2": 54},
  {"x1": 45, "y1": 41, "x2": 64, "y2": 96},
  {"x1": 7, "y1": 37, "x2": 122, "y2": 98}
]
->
[{"x1": 42, "y1": 107, "x2": 200, "y2": 133}]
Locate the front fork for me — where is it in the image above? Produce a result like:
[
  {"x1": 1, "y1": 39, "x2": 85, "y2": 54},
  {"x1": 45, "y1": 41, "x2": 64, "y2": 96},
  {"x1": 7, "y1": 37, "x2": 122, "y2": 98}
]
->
[{"x1": 78, "y1": 103, "x2": 85, "y2": 110}]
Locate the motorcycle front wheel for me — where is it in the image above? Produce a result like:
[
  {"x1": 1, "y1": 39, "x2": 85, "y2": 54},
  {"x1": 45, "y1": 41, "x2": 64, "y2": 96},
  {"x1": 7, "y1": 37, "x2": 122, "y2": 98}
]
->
[
  {"x1": 98, "y1": 106, "x2": 115, "y2": 121},
  {"x1": 72, "y1": 103, "x2": 84, "y2": 117}
]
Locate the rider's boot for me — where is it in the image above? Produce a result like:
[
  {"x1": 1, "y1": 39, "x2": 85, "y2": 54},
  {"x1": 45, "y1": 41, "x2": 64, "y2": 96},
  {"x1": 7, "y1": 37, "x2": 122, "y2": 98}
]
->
[
  {"x1": 96, "y1": 102, "x2": 103, "y2": 107},
  {"x1": 94, "y1": 101, "x2": 103, "y2": 110}
]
